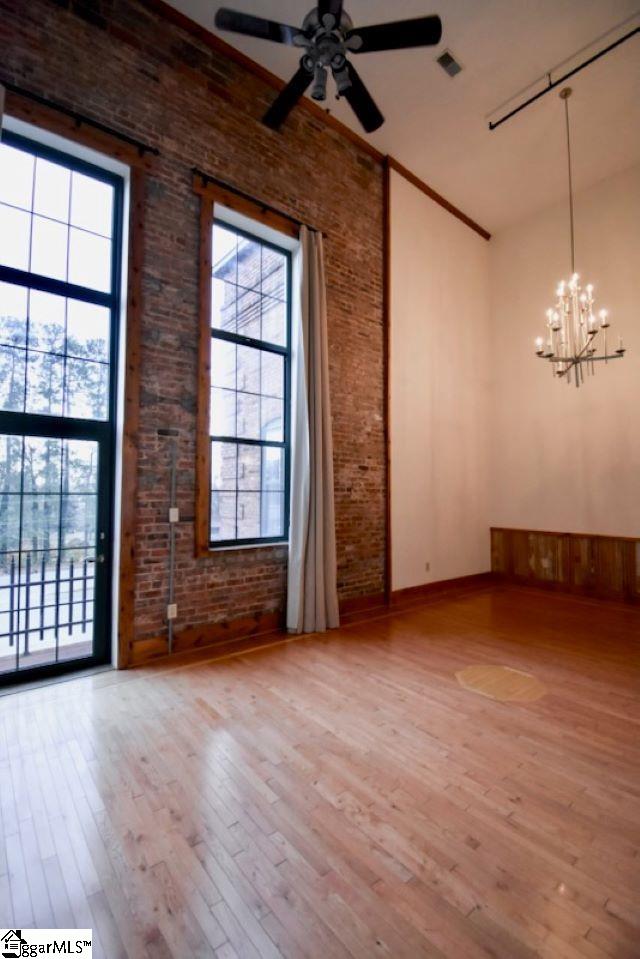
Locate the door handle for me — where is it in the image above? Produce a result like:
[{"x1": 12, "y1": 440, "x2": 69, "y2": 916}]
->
[{"x1": 87, "y1": 554, "x2": 106, "y2": 564}]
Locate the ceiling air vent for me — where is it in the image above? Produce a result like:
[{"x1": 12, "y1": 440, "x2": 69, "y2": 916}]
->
[{"x1": 437, "y1": 50, "x2": 462, "y2": 77}]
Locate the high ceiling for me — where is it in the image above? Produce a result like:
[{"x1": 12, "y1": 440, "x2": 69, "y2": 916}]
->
[{"x1": 164, "y1": 0, "x2": 640, "y2": 232}]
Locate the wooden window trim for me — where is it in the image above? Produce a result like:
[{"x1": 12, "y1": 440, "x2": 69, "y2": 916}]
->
[
  {"x1": 195, "y1": 195, "x2": 214, "y2": 558},
  {"x1": 3, "y1": 88, "x2": 156, "y2": 172},
  {"x1": 192, "y1": 176, "x2": 300, "y2": 239},
  {"x1": 194, "y1": 182, "x2": 298, "y2": 557}
]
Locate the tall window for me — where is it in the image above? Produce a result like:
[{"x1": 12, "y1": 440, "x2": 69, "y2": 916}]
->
[
  {"x1": 209, "y1": 220, "x2": 291, "y2": 547},
  {"x1": 0, "y1": 130, "x2": 122, "y2": 682}
]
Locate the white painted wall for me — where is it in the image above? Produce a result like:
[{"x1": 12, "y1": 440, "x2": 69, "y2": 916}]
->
[
  {"x1": 389, "y1": 170, "x2": 491, "y2": 591},
  {"x1": 489, "y1": 163, "x2": 640, "y2": 537},
  {"x1": 390, "y1": 162, "x2": 640, "y2": 592}
]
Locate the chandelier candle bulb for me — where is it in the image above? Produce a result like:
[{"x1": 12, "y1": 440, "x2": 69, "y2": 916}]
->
[{"x1": 533, "y1": 87, "x2": 627, "y2": 387}]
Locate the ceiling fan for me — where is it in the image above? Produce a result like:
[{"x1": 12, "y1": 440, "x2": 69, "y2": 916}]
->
[{"x1": 214, "y1": 2, "x2": 442, "y2": 133}]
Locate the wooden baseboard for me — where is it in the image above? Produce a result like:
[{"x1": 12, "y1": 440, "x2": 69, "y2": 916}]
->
[
  {"x1": 391, "y1": 572, "x2": 496, "y2": 608},
  {"x1": 127, "y1": 574, "x2": 498, "y2": 668},
  {"x1": 129, "y1": 610, "x2": 283, "y2": 667},
  {"x1": 128, "y1": 592, "x2": 387, "y2": 668},
  {"x1": 491, "y1": 527, "x2": 640, "y2": 605}
]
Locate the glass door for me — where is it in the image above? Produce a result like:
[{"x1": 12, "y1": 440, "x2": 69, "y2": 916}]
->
[{"x1": 0, "y1": 130, "x2": 123, "y2": 685}]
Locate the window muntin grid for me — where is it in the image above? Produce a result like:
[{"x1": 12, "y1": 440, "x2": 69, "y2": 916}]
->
[
  {"x1": 0, "y1": 130, "x2": 122, "y2": 682},
  {"x1": 209, "y1": 221, "x2": 291, "y2": 547}
]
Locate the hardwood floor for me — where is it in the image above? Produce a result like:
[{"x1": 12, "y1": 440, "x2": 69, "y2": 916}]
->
[{"x1": 1, "y1": 585, "x2": 638, "y2": 958}]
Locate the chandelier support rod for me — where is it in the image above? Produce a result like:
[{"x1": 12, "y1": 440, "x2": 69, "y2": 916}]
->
[{"x1": 561, "y1": 89, "x2": 576, "y2": 275}]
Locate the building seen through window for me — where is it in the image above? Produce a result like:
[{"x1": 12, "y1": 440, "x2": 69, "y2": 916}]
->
[{"x1": 209, "y1": 221, "x2": 291, "y2": 546}]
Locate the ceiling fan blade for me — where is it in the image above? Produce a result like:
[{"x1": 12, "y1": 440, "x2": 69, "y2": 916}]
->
[
  {"x1": 343, "y1": 62, "x2": 384, "y2": 133},
  {"x1": 215, "y1": 7, "x2": 303, "y2": 45},
  {"x1": 263, "y1": 65, "x2": 314, "y2": 130},
  {"x1": 318, "y1": 0, "x2": 344, "y2": 28},
  {"x1": 347, "y1": 15, "x2": 442, "y2": 53}
]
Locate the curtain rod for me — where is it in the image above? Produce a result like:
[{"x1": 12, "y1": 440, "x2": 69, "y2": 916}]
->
[
  {"x1": 1, "y1": 78, "x2": 160, "y2": 157},
  {"x1": 488, "y1": 26, "x2": 639, "y2": 130},
  {"x1": 193, "y1": 167, "x2": 326, "y2": 237}
]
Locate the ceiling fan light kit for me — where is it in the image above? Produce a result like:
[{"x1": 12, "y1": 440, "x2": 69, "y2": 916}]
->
[{"x1": 215, "y1": 2, "x2": 443, "y2": 133}]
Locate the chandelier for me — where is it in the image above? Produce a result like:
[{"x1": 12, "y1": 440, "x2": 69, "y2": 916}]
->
[{"x1": 534, "y1": 87, "x2": 626, "y2": 386}]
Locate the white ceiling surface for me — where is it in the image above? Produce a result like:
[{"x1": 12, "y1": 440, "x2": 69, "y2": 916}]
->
[{"x1": 165, "y1": 0, "x2": 640, "y2": 231}]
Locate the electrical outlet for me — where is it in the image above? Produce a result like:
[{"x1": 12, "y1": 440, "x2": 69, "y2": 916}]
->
[
  {"x1": 167, "y1": 603, "x2": 178, "y2": 620},
  {"x1": 169, "y1": 506, "x2": 180, "y2": 523},
  {"x1": 425, "y1": 562, "x2": 430, "y2": 572}
]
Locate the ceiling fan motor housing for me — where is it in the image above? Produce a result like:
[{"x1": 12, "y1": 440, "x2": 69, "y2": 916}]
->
[{"x1": 297, "y1": 7, "x2": 357, "y2": 100}]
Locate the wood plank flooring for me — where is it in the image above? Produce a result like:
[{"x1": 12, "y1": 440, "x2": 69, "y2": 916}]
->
[{"x1": 1, "y1": 585, "x2": 638, "y2": 958}]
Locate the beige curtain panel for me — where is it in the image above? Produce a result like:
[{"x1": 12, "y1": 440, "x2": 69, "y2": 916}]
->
[{"x1": 287, "y1": 227, "x2": 340, "y2": 634}]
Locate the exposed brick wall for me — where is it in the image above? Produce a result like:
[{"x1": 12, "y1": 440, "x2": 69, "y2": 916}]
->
[{"x1": 3, "y1": 0, "x2": 385, "y2": 647}]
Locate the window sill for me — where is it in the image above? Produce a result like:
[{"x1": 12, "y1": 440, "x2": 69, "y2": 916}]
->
[{"x1": 207, "y1": 539, "x2": 289, "y2": 554}]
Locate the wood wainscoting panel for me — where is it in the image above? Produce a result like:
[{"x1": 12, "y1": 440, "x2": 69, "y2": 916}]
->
[
  {"x1": 491, "y1": 527, "x2": 640, "y2": 604},
  {"x1": 593, "y1": 536, "x2": 626, "y2": 598}
]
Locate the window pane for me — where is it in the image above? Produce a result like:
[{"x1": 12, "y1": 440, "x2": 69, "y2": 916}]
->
[
  {"x1": 210, "y1": 386, "x2": 236, "y2": 437},
  {"x1": 261, "y1": 351, "x2": 284, "y2": 398},
  {"x1": 238, "y1": 444, "x2": 260, "y2": 491},
  {"x1": 0, "y1": 346, "x2": 26, "y2": 412},
  {"x1": 211, "y1": 490, "x2": 236, "y2": 542},
  {"x1": 236, "y1": 391, "x2": 260, "y2": 440},
  {"x1": 64, "y1": 440, "x2": 98, "y2": 493},
  {"x1": 0, "y1": 144, "x2": 34, "y2": 210},
  {"x1": 236, "y1": 288, "x2": 260, "y2": 340},
  {"x1": 237, "y1": 492, "x2": 260, "y2": 540},
  {"x1": 261, "y1": 396, "x2": 284, "y2": 442},
  {"x1": 262, "y1": 447, "x2": 285, "y2": 491},
  {"x1": 237, "y1": 237, "x2": 262, "y2": 290},
  {"x1": 0, "y1": 282, "x2": 28, "y2": 347},
  {"x1": 0, "y1": 205, "x2": 31, "y2": 271},
  {"x1": 0, "y1": 288, "x2": 111, "y2": 422},
  {"x1": 26, "y1": 351, "x2": 64, "y2": 415},
  {"x1": 262, "y1": 247, "x2": 286, "y2": 299},
  {"x1": 28, "y1": 289, "x2": 66, "y2": 354},
  {"x1": 65, "y1": 358, "x2": 109, "y2": 420},
  {"x1": 23, "y1": 437, "x2": 61, "y2": 493},
  {"x1": 30, "y1": 216, "x2": 68, "y2": 281},
  {"x1": 1, "y1": 496, "x2": 21, "y2": 552},
  {"x1": 0, "y1": 434, "x2": 24, "y2": 493},
  {"x1": 71, "y1": 172, "x2": 113, "y2": 237},
  {"x1": 211, "y1": 441, "x2": 236, "y2": 491},
  {"x1": 20, "y1": 495, "x2": 61, "y2": 551},
  {"x1": 211, "y1": 338, "x2": 235, "y2": 390},
  {"x1": 34, "y1": 158, "x2": 71, "y2": 222},
  {"x1": 68, "y1": 228, "x2": 111, "y2": 292},
  {"x1": 237, "y1": 344, "x2": 260, "y2": 394},
  {"x1": 61, "y1": 493, "x2": 97, "y2": 549},
  {"x1": 207, "y1": 222, "x2": 290, "y2": 546},
  {"x1": 212, "y1": 225, "x2": 237, "y2": 283},
  {"x1": 212, "y1": 279, "x2": 236, "y2": 333},
  {"x1": 66, "y1": 300, "x2": 110, "y2": 362},
  {"x1": 261, "y1": 297, "x2": 286, "y2": 347},
  {"x1": 261, "y1": 491, "x2": 284, "y2": 537}
]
